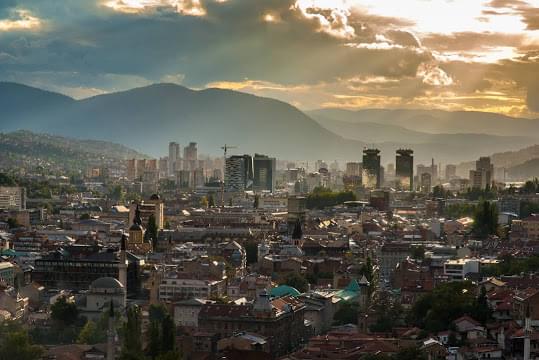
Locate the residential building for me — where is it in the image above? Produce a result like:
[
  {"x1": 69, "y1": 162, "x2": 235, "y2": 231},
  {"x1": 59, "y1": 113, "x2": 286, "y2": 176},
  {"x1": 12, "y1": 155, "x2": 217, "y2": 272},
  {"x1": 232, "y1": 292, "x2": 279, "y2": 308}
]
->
[
  {"x1": 444, "y1": 258, "x2": 480, "y2": 281},
  {"x1": 225, "y1": 155, "x2": 253, "y2": 192},
  {"x1": 168, "y1": 141, "x2": 181, "y2": 176},
  {"x1": 378, "y1": 242, "x2": 410, "y2": 280},
  {"x1": 445, "y1": 164, "x2": 457, "y2": 180},
  {"x1": 0, "y1": 186, "x2": 26, "y2": 211},
  {"x1": 0, "y1": 262, "x2": 15, "y2": 287},
  {"x1": 159, "y1": 277, "x2": 225, "y2": 301},
  {"x1": 183, "y1": 142, "x2": 198, "y2": 170},
  {"x1": 345, "y1": 162, "x2": 362, "y2": 177},
  {"x1": 198, "y1": 292, "x2": 306, "y2": 356},
  {"x1": 470, "y1": 156, "x2": 494, "y2": 190}
]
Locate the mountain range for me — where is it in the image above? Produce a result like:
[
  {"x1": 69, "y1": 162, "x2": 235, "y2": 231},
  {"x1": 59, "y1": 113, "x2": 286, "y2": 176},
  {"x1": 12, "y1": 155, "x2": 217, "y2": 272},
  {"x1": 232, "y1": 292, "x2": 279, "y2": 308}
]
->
[
  {"x1": 0, "y1": 130, "x2": 147, "y2": 173},
  {"x1": 1, "y1": 82, "x2": 539, "y2": 165}
]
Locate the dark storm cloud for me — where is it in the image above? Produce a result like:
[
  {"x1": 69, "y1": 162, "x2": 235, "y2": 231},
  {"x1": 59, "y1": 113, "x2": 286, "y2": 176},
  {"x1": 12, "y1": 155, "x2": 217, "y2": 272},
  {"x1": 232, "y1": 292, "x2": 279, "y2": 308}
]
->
[{"x1": 0, "y1": 0, "x2": 430, "y2": 90}]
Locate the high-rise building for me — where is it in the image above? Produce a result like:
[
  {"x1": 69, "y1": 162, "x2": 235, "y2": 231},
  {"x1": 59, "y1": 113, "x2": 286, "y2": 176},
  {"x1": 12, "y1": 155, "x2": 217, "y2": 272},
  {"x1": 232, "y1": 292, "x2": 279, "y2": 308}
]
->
[
  {"x1": 253, "y1": 154, "x2": 276, "y2": 193},
  {"x1": 0, "y1": 187, "x2": 26, "y2": 211},
  {"x1": 345, "y1": 162, "x2": 362, "y2": 177},
  {"x1": 126, "y1": 159, "x2": 137, "y2": 180},
  {"x1": 421, "y1": 173, "x2": 432, "y2": 193},
  {"x1": 470, "y1": 156, "x2": 493, "y2": 190},
  {"x1": 362, "y1": 148, "x2": 381, "y2": 189},
  {"x1": 183, "y1": 142, "x2": 198, "y2": 170},
  {"x1": 445, "y1": 164, "x2": 457, "y2": 180},
  {"x1": 168, "y1": 142, "x2": 180, "y2": 176},
  {"x1": 395, "y1": 149, "x2": 413, "y2": 191},
  {"x1": 225, "y1": 155, "x2": 253, "y2": 192}
]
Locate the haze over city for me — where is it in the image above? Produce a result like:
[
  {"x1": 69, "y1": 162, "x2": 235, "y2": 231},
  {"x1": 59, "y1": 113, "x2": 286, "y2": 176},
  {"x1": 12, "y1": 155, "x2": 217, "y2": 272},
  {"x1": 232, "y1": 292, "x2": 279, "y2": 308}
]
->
[{"x1": 2, "y1": 1, "x2": 539, "y2": 360}]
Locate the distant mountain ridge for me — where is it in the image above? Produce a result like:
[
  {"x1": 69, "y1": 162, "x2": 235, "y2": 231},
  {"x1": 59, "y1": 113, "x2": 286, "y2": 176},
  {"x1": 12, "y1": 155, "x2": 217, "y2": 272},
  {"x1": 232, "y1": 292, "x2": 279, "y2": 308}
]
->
[
  {"x1": 1, "y1": 81, "x2": 538, "y2": 164},
  {"x1": 0, "y1": 130, "x2": 147, "y2": 173},
  {"x1": 308, "y1": 108, "x2": 539, "y2": 139},
  {"x1": 0, "y1": 82, "x2": 365, "y2": 160}
]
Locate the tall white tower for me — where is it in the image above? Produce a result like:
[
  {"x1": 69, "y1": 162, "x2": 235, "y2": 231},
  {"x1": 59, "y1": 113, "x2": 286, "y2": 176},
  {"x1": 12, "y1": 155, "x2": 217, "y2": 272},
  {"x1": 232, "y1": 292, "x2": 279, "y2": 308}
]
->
[
  {"x1": 106, "y1": 301, "x2": 116, "y2": 360},
  {"x1": 118, "y1": 234, "x2": 128, "y2": 296},
  {"x1": 524, "y1": 304, "x2": 531, "y2": 360}
]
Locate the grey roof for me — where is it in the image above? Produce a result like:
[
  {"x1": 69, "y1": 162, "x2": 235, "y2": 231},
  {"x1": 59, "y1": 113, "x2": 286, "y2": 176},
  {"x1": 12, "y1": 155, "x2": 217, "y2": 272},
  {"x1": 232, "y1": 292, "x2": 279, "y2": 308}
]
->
[{"x1": 90, "y1": 277, "x2": 124, "y2": 289}]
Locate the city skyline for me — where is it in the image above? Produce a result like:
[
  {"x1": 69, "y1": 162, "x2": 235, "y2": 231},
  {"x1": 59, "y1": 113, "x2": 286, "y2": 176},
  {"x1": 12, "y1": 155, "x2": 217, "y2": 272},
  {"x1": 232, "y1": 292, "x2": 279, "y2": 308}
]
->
[{"x1": 0, "y1": 0, "x2": 537, "y2": 117}]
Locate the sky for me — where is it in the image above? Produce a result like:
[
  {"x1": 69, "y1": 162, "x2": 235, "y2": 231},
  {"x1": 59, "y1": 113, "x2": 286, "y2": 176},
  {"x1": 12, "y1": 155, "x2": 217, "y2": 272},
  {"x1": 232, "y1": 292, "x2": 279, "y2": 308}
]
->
[{"x1": 0, "y1": 0, "x2": 538, "y2": 117}]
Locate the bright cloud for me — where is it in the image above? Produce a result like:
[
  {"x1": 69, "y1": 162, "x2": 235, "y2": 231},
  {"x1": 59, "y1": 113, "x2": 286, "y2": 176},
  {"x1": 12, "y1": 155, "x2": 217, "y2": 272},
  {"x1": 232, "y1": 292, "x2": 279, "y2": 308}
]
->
[
  {"x1": 293, "y1": 0, "x2": 356, "y2": 39},
  {"x1": 102, "y1": 0, "x2": 207, "y2": 16},
  {"x1": 0, "y1": 9, "x2": 42, "y2": 32}
]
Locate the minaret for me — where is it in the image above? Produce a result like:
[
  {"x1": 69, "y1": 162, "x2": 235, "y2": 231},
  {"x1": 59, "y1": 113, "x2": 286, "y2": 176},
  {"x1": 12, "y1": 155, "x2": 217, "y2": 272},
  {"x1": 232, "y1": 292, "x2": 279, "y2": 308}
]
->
[
  {"x1": 107, "y1": 300, "x2": 116, "y2": 360},
  {"x1": 290, "y1": 218, "x2": 303, "y2": 246},
  {"x1": 524, "y1": 304, "x2": 531, "y2": 360},
  {"x1": 118, "y1": 234, "x2": 128, "y2": 295}
]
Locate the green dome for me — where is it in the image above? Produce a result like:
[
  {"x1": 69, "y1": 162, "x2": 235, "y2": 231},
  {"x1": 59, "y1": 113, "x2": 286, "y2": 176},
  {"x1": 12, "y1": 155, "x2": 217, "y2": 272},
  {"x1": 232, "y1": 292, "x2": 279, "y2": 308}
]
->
[{"x1": 270, "y1": 285, "x2": 301, "y2": 298}]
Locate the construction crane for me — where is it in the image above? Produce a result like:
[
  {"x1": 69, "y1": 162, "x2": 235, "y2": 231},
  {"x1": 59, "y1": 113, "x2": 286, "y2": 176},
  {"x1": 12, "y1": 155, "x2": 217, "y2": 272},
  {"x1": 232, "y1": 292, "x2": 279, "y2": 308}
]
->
[{"x1": 220, "y1": 144, "x2": 238, "y2": 207}]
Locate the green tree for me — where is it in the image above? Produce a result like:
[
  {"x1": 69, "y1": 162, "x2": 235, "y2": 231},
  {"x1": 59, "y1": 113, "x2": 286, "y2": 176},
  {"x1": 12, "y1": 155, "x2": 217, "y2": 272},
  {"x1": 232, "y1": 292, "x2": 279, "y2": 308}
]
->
[
  {"x1": 6, "y1": 218, "x2": 19, "y2": 229},
  {"x1": 108, "y1": 185, "x2": 125, "y2": 202},
  {"x1": 411, "y1": 246, "x2": 425, "y2": 261},
  {"x1": 208, "y1": 193, "x2": 215, "y2": 208},
  {"x1": 473, "y1": 285, "x2": 492, "y2": 324},
  {"x1": 473, "y1": 200, "x2": 498, "y2": 238},
  {"x1": 408, "y1": 281, "x2": 478, "y2": 333},
  {"x1": 0, "y1": 173, "x2": 18, "y2": 186},
  {"x1": 200, "y1": 196, "x2": 208, "y2": 208},
  {"x1": 121, "y1": 306, "x2": 143, "y2": 359},
  {"x1": 281, "y1": 273, "x2": 308, "y2": 293},
  {"x1": 77, "y1": 320, "x2": 102, "y2": 345},
  {"x1": 306, "y1": 187, "x2": 356, "y2": 209},
  {"x1": 0, "y1": 330, "x2": 43, "y2": 360},
  {"x1": 147, "y1": 320, "x2": 161, "y2": 359},
  {"x1": 369, "y1": 292, "x2": 403, "y2": 333},
  {"x1": 333, "y1": 302, "x2": 359, "y2": 325},
  {"x1": 51, "y1": 296, "x2": 79, "y2": 326},
  {"x1": 522, "y1": 178, "x2": 539, "y2": 194},
  {"x1": 79, "y1": 213, "x2": 91, "y2": 220},
  {"x1": 161, "y1": 315, "x2": 176, "y2": 353}
]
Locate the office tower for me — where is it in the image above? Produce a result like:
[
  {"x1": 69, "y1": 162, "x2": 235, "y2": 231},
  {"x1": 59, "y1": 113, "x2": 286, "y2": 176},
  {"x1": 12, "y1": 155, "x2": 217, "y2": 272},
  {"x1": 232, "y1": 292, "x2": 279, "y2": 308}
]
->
[
  {"x1": 470, "y1": 156, "x2": 493, "y2": 189},
  {"x1": 253, "y1": 154, "x2": 277, "y2": 193},
  {"x1": 127, "y1": 159, "x2": 137, "y2": 180},
  {"x1": 176, "y1": 170, "x2": 192, "y2": 189},
  {"x1": 396, "y1": 149, "x2": 414, "y2": 191},
  {"x1": 386, "y1": 163, "x2": 395, "y2": 177},
  {"x1": 421, "y1": 173, "x2": 432, "y2": 193},
  {"x1": 225, "y1": 155, "x2": 253, "y2": 192},
  {"x1": 194, "y1": 168, "x2": 205, "y2": 187},
  {"x1": 168, "y1": 142, "x2": 180, "y2": 176},
  {"x1": 346, "y1": 162, "x2": 362, "y2": 177},
  {"x1": 362, "y1": 148, "x2": 381, "y2": 189},
  {"x1": 445, "y1": 164, "x2": 457, "y2": 180},
  {"x1": 183, "y1": 142, "x2": 198, "y2": 170},
  {"x1": 0, "y1": 187, "x2": 26, "y2": 211},
  {"x1": 159, "y1": 157, "x2": 169, "y2": 179}
]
